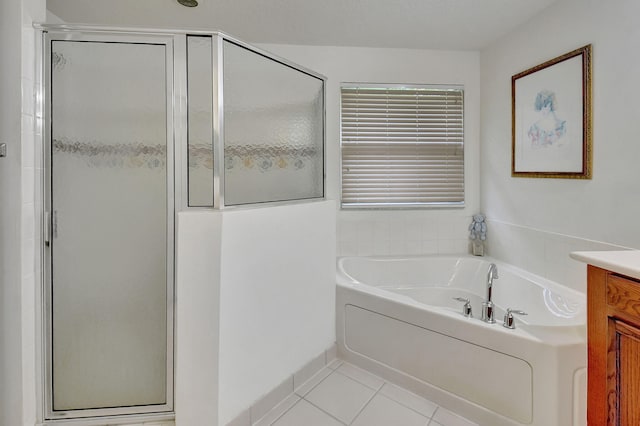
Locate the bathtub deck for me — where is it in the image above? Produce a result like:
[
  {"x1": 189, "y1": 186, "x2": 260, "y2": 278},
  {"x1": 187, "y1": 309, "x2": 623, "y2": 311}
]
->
[{"x1": 251, "y1": 359, "x2": 477, "y2": 426}]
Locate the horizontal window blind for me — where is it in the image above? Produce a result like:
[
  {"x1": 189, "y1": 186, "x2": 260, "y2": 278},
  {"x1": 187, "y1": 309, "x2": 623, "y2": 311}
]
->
[{"x1": 341, "y1": 85, "x2": 464, "y2": 208}]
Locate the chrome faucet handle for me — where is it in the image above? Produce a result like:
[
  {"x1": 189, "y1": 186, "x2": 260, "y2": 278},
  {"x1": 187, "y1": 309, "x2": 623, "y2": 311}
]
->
[
  {"x1": 503, "y1": 308, "x2": 527, "y2": 329},
  {"x1": 453, "y1": 297, "x2": 473, "y2": 318}
]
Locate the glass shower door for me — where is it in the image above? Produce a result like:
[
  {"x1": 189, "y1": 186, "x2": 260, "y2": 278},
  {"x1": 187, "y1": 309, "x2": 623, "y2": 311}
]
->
[{"x1": 46, "y1": 35, "x2": 173, "y2": 417}]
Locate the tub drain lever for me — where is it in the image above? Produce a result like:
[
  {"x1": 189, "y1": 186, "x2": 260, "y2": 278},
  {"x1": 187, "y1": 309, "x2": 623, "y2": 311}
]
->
[
  {"x1": 453, "y1": 297, "x2": 473, "y2": 318},
  {"x1": 503, "y1": 308, "x2": 527, "y2": 329}
]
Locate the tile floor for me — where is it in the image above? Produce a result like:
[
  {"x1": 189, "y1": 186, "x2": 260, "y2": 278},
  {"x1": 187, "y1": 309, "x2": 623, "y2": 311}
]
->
[{"x1": 253, "y1": 359, "x2": 478, "y2": 426}]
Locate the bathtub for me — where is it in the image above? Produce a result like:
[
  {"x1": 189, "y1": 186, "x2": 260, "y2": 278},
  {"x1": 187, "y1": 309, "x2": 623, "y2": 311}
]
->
[{"x1": 336, "y1": 255, "x2": 586, "y2": 426}]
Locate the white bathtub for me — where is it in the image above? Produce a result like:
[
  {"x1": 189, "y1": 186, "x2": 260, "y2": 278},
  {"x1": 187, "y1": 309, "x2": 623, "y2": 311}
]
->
[{"x1": 336, "y1": 255, "x2": 586, "y2": 426}]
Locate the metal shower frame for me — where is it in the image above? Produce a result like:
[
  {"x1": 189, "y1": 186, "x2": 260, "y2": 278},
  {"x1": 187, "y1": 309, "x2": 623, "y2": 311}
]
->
[{"x1": 36, "y1": 23, "x2": 326, "y2": 424}]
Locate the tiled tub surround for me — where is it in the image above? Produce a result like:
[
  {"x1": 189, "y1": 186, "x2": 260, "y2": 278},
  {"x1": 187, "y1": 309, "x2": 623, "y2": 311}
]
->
[
  {"x1": 485, "y1": 219, "x2": 631, "y2": 294},
  {"x1": 336, "y1": 255, "x2": 587, "y2": 426},
  {"x1": 336, "y1": 213, "x2": 630, "y2": 291},
  {"x1": 337, "y1": 212, "x2": 472, "y2": 257}
]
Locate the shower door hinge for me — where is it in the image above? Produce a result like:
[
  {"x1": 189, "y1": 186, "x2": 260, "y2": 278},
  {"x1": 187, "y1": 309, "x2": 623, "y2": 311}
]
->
[{"x1": 0, "y1": 143, "x2": 6, "y2": 157}]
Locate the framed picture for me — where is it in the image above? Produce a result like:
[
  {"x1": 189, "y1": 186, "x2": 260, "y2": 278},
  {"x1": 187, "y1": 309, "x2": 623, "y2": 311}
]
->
[{"x1": 512, "y1": 45, "x2": 592, "y2": 178}]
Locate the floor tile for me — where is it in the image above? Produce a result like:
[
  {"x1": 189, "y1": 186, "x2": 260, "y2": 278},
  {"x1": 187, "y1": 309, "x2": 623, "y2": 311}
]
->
[
  {"x1": 379, "y1": 383, "x2": 438, "y2": 418},
  {"x1": 294, "y1": 367, "x2": 333, "y2": 397},
  {"x1": 431, "y1": 406, "x2": 478, "y2": 426},
  {"x1": 271, "y1": 399, "x2": 343, "y2": 426},
  {"x1": 351, "y1": 394, "x2": 429, "y2": 426},
  {"x1": 253, "y1": 394, "x2": 300, "y2": 426},
  {"x1": 304, "y1": 371, "x2": 376, "y2": 424},
  {"x1": 335, "y1": 362, "x2": 385, "y2": 390}
]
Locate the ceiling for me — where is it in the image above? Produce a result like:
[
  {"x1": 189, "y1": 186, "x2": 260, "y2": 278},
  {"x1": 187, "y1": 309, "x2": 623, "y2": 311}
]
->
[{"x1": 46, "y1": 0, "x2": 560, "y2": 50}]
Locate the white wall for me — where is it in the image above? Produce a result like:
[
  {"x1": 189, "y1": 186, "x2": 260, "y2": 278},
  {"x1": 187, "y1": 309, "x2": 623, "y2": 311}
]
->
[
  {"x1": 175, "y1": 202, "x2": 335, "y2": 426},
  {"x1": 260, "y1": 44, "x2": 481, "y2": 257},
  {"x1": 175, "y1": 212, "x2": 222, "y2": 426},
  {"x1": 480, "y1": 0, "x2": 640, "y2": 292},
  {"x1": 218, "y1": 200, "x2": 336, "y2": 425}
]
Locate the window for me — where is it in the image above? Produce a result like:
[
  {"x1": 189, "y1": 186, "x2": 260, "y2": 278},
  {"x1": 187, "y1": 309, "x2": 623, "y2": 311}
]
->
[{"x1": 340, "y1": 84, "x2": 464, "y2": 208}]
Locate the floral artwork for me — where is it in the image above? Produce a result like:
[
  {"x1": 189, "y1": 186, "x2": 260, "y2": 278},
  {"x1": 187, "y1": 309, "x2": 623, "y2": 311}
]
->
[
  {"x1": 527, "y1": 90, "x2": 566, "y2": 147},
  {"x1": 512, "y1": 45, "x2": 592, "y2": 179}
]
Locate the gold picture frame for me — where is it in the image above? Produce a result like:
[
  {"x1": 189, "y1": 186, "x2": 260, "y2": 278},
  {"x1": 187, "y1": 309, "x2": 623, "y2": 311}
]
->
[{"x1": 512, "y1": 45, "x2": 592, "y2": 179}]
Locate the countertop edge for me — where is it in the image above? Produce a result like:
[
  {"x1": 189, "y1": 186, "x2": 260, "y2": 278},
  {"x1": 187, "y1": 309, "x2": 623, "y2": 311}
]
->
[{"x1": 571, "y1": 250, "x2": 640, "y2": 281}]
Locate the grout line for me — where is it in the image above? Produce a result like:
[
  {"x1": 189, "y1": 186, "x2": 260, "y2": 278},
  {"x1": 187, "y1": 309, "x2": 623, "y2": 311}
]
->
[
  {"x1": 258, "y1": 346, "x2": 337, "y2": 425},
  {"x1": 250, "y1": 374, "x2": 294, "y2": 424},
  {"x1": 300, "y1": 368, "x2": 377, "y2": 425},
  {"x1": 346, "y1": 381, "x2": 382, "y2": 425},
  {"x1": 378, "y1": 383, "x2": 439, "y2": 420},
  {"x1": 295, "y1": 367, "x2": 334, "y2": 398},
  {"x1": 303, "y1": 398, "x2": 349, "y2": 426},
  {"x1": 326, "y1": 358, "x2": 344, "y2": 370},
  {"x1": 332, "y1": 369, "x2": 382, "y2": 392},
  {"x1": 430, "y1": 406, "x2": 439, "y2": 422},
  {"x1": 259, "y1": 396, "x2": 302, "y2": 426}
]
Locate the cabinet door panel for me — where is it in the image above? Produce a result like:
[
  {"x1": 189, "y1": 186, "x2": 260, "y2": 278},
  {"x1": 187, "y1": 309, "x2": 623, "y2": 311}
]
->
[
  {"x1": 611, "y1": 319, "x2": 640, "y2": 425},
  {"x1": 607, "y1": 274, "x2": 640, "y2": 317}
]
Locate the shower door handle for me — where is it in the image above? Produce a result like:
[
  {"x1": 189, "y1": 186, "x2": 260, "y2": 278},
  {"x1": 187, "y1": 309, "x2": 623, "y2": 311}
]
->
[
  {"x1": 44, "y1": 211, "x2": 51, "y2": 246},
  {"x1": 44, "y1": 211, "x2": 58, "y2": 246}
]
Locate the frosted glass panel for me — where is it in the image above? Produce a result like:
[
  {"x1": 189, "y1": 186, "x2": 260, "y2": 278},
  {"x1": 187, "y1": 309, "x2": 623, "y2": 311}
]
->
[
  {"x1": 223, "y1": 41, "x2": 324, "y2": 205},
  {"x1": 50, "y1": 40, "x2": 168, "y2": 410},
  {"x1": 187, "y1": 36, "x2": 214, "y2": 206}
]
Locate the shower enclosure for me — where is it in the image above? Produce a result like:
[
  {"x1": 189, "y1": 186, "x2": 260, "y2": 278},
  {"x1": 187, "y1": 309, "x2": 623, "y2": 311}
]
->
[{"x1": 41, "y1": 26, "x2": 325, "y2": 421}]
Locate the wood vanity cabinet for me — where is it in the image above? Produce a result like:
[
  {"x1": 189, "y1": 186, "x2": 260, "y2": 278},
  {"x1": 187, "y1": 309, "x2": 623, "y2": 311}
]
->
[{"x1": 588, "y1": 265, "x2": 640, "y2": 425}]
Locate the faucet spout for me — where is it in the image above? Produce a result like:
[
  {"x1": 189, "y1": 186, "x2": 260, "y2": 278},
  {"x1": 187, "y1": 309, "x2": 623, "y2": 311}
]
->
[
  {"x1": 482, "y1": 263, "x2": 499, "y2": 323},
  {"x1": 486, "y1": 263, "x2": 499, "y2": 302}
]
